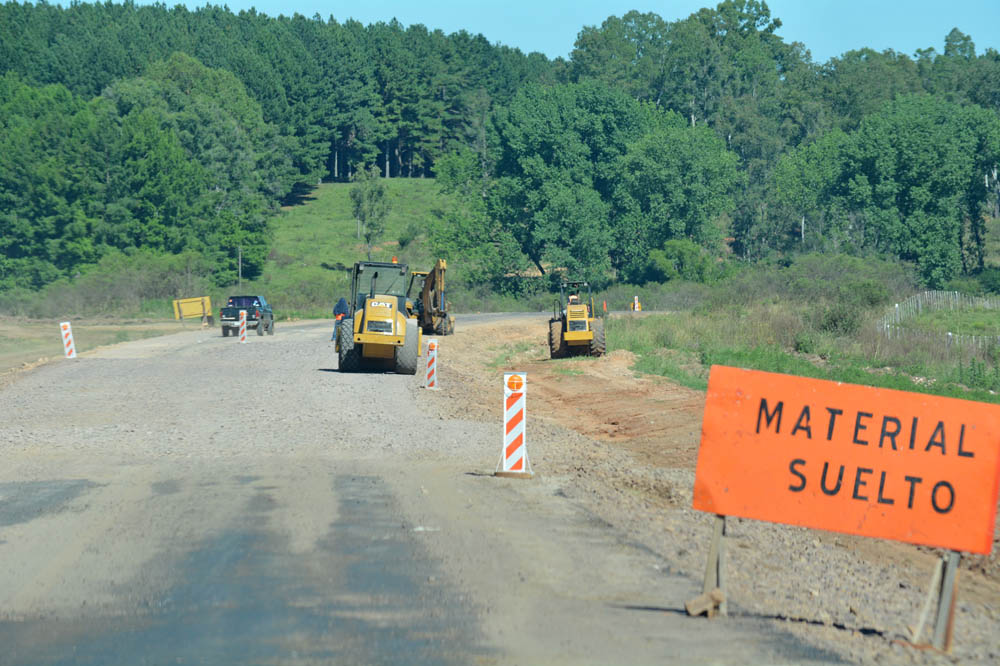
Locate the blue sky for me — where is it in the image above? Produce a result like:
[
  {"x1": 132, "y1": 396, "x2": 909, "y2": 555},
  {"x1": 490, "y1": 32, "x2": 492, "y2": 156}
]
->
[{"x1": 152, "y1": 1, "x2": 1000, "y2": 63}]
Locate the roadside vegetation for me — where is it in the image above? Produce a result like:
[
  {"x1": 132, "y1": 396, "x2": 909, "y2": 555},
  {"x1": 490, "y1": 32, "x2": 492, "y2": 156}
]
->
[
  {"x1": 898, "y1": 309, "x2": 1000, "y2": 336},
  {"x1": 608, "y1": 253, "x2": 1000, "y2": 403},
  {"x1": 487, "y1": 341, "x2": 538, "y2": 369}
]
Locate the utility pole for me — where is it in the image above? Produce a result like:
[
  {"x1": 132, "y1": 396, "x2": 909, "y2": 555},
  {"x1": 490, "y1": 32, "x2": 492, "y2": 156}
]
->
[
  {"x1": 801, "y1": 216, "x2": 805, "y2": 244},
  {"x1": 238, "y1": 245, "x2": 242, "y2": 289}
]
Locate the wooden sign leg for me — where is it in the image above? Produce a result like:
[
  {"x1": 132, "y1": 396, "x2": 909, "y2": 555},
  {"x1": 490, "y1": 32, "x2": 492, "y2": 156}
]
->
[
  {"x1": 702, "y1": 515, "x2": 724, "y2": 592},
  {"x1": 911, "y1": 556, "x2": 944, "y2": 644},
  {"x1": 931, "y1": 551, "x2": 960, "y2": 651},
  {"x1": 717, "y1": 516, "x2": 727, "y2": 616},
  {"x1": 696, "y1": 514, "x2": 727, "y2": 617}
]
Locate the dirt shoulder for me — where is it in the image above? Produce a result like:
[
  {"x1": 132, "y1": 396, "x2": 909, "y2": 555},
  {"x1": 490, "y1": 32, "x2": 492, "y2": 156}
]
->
[{"x1": 429, "y1": 313, "x2": 1000, "y2": 665}]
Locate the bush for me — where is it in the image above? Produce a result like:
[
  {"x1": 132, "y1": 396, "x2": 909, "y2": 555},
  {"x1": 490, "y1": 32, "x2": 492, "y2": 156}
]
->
[
  {"x1": 839, "y1": 279, "x2": 890, "y2": 308},
  {"x1": 794, "y1": 330, "x2": 819, "y2": 354},
  {"x1": 977, "y1": 267, "x2": 1000, "y2": 294},
  {"x1": 397, "y1": 221, "x2": 421, "y2": 249},
  {"x1": 819, "y1": 302, "x2": 861, "y2": 335},
  {"x1": 647, "y1": 239, "x2": 717, "y2": 284},
  {"x1": 943, "y1": 275, "x2": 983, "y2": 295}
]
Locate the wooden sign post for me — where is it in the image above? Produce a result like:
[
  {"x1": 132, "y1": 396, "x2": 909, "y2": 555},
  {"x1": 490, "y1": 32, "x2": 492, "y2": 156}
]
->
[{"x1": 690, "y1": 366, "x2": 1000, "y2": 649}]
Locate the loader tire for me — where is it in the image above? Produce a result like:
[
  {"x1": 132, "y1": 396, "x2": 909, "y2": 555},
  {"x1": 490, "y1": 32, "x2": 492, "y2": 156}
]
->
[
  {"x1": 395, "y1": 320, "x2": 419, "y2": 375},
  {"x1": 338, "y1": 319, "x2": 362, "y2": 372},
  {"x1": 549, "y1": 319, "x2": 567, "y2": 359},
  {"x1": 590, "y1": 318, "x2": 606, "y2": 357}
]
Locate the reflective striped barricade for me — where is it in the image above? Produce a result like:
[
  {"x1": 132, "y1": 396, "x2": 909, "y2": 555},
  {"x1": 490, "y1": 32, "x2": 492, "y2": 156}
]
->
[
  {"x1": 424, "y1": 338, "x2": 439, "y2": 390},
  {"x1": 60, "y1": 321, "x2": 76, "y2": 359},
  {"x1": 239, "y1": 310, "x2": 247, "y2": 344},
  {"x1": 496, "y1": 372, "x2": 532, "y2": 478}
]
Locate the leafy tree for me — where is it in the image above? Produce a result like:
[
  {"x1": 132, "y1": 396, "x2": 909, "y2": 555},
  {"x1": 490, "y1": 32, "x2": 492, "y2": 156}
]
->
[
  {"x1": 349, "y1": 165, "x2": 390, "y2": 259},
  {"x1": 821, "y1": 49, "x2": 924, "y2": 130},
  {"x1": 431, "y1": 148, "x2": 523, "y2": 289},
  {"x1": 484, "y1": 81, "x2": 662, "y2": 282},
  {"x1": 569, "y1": 11, "x2": 671, "y2": 104},
  {"x1": 770, "y1": 129, "x2": 850, "y2": 252},
  {"x1": 648, "y1": 239, "x2": 717, "y2": 283},
  {"x1": 613, "y1": 122, "x2": 741, "y2": 279}
]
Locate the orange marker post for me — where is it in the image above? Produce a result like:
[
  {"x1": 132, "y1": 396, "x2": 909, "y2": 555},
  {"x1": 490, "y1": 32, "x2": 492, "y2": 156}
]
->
[
  {"x1": 424, "y1": 338, "x2": 439, "y2": 390},
  {"x1": 239, "y1": 310, "x2": 247, "y2": 344},
  {"x1": 496, "y1": 372, "x2": 532, "y2": 478},
  {"x1": 59, "y1": 321, "x2": 76, "y2": 359}
]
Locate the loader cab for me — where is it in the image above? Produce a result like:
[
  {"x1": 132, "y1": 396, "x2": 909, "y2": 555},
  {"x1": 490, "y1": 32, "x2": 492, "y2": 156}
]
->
[
  {"x1": 406, "y1": 260, "x2": 454, "y2": 335},
  {"x1": 406, "y1": 270, "x2": 431, "y2": 318}
]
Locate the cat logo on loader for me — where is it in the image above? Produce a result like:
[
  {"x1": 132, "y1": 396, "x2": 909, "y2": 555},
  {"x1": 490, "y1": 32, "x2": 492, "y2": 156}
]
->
[{"x1": 548, "y1": 280, "x2": 606, "y2": 358}]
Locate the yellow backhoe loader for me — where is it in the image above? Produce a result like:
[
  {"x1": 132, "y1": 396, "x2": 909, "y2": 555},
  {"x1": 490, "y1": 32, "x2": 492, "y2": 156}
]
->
[
  {"x1": 549, "y1": 280, "x2": 605, "y2": 358},
  {"x1": 407, "y1": 258, "x2": 455, "y2": 335},
  {"x1": 337, "y1": 261, "x2": 420, "y2": 373}
]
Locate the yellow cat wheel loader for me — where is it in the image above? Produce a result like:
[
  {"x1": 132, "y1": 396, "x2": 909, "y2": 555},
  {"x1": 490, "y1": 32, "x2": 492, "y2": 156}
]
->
[
  {"x1": 337, "y1": 261, "x2": 420, "y2": 374},
  {"x1": 549, "y1": 280, "x2": 605, "y2": 359}
]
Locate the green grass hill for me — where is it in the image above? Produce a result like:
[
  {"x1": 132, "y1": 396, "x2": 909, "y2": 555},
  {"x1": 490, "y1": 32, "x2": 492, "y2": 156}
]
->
[{"x1": 246, "y1": 178, "x2": 445, "y2": 318}]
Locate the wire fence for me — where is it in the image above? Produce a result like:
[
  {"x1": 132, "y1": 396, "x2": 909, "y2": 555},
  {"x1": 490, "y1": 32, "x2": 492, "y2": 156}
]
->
[{"x1": 878, "y1": 291, "x2": 1000, "y2": 350}]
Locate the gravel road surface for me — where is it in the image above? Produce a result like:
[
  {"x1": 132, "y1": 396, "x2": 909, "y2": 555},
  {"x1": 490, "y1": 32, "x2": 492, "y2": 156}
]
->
[{"x1": 0, "y1": 319, "x2": 848, "y2": 664}]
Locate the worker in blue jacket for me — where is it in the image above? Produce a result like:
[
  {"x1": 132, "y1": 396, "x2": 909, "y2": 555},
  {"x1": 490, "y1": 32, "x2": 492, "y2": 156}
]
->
[{"x1": 332, "y1": 297, "x2": 350, "y2": 341}]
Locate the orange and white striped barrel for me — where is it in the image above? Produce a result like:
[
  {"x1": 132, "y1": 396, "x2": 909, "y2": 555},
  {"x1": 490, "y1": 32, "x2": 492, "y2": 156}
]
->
[
  {"x1": 425, "y1": 338, "x2": 439, "y2": 389},
  {"x1": 239, "y1": 310, "x2": 247, "y2": 344},
  {"x1": 496, "y1": 372, "x2": 532, "y2": 477},
  {"x1": 59, "y1": 321, "x2": 76, "y2": 359}
]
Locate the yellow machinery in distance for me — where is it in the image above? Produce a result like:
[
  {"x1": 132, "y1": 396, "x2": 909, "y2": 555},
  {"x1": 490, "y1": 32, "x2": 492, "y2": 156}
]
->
[
  {"x1": 549, "y1": 280, "x2": 605, "y2": 358},
  {"x1": 337, "y1": 261, "x2": 420, "y2": 374},
  {"x1": 172, "y1": 296, "x2": 213, "y2": 325},
  {"x1": 407, "y1": 259, "x2": 455, "y2": 335}
]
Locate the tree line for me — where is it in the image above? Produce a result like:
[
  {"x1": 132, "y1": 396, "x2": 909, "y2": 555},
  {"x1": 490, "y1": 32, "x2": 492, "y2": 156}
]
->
[
  {"x1": 435, "y1": 2, "x2": 1000, "y2": 289},
  {"x1": 2, "y1": 0, "x2": 1000, "y2": 292}
]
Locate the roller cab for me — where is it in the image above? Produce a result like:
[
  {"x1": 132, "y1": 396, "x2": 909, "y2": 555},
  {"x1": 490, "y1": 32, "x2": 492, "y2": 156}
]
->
[
  {"x1": 548, "y1": 280, "x2": 606, "y2": 359},
  {"x1": 337, "y1": 261, "x2": 421, "y2": 374}
]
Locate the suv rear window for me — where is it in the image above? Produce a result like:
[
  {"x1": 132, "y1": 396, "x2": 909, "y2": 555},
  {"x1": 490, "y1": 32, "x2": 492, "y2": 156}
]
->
[{"x1": 227, "y1": 296, "x2": 259, "y2": 308}]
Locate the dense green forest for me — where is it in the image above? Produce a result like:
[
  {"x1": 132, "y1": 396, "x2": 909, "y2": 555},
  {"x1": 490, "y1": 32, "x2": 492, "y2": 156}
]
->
[{"x1": 1, "y1": 0, "x2": 999, "y2": 299}]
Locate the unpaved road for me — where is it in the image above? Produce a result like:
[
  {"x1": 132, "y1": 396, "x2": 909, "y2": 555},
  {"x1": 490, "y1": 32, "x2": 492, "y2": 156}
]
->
[{"x1": 0, "y1": 315, "x2": 996, "y2": 664}]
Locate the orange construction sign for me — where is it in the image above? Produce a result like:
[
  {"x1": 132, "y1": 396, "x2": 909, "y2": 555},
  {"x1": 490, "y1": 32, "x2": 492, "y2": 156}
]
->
[{"x1": 693, "y1": 366, "x2": 1000, "y2": 554}]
